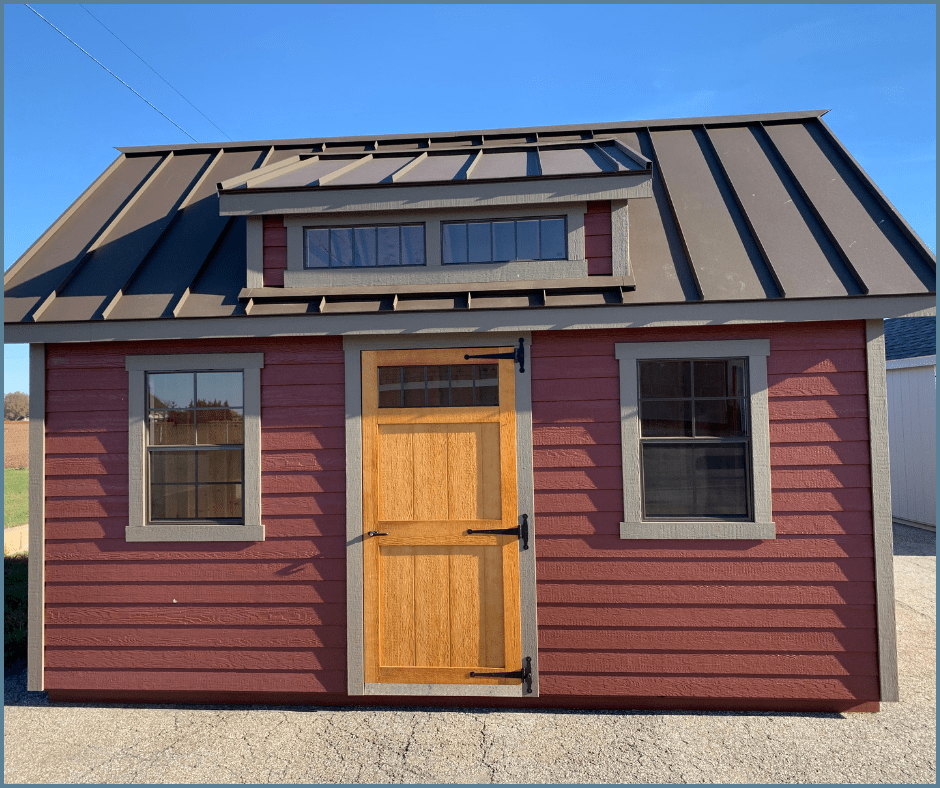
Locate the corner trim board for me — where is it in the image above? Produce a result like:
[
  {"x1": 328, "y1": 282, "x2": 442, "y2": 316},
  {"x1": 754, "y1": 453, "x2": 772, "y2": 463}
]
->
[
  {"x1": 865, "y1": 318, "x2": 900, "y2": 702},
  {"x1": 27, "y1": 344, "x2": 45, "y2": 692}
]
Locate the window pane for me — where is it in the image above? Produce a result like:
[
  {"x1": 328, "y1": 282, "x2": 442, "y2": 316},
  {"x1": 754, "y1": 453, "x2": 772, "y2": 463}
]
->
[
  {"x1": 148, "y1": 373, "x2": 193, "y2": 410},
  {"x1": 695, "y1": 359, "x2": 747, "y2": 398},
  {"x1": 377, "y1": 366, "x2": 402, "y2": 408},
  {"x1": 196, "y1": 372, "x2": 242, "y2": 408},
  {"x1": 329, "y1": 228, "x2": 354, "y2": 267},
  {"x1": 401, "y1": 225, "x2": 426, "y2": 266},
  {"x1": 493, "y1": 221, "x2": 516, "y2": 262},
  {"x1": 450, "y1": 365, "x2": 475, "y2": 407},
  {"x1": 695, "y1": 399, "x2": 747, "y2": 437},
  {"x1": 150, "y1": 450, "x2": 196, "y2": 485},
  {"x1": 539, "y1": 218, "x2": 566, "y2": 259},
  {"x1": 639, "y1": 360, "x2": 691, "y2": 399},
  {"x1": 517, "y1": 220, "x2": 539, "y2": 259},
  {"x1": 150, "y1": 484, "x2": 196, "y2": 520},
  {"x1": 197, "y1": 450, "x2": 243, "y2": 483},
  {"x1": 354, "y1": 227, "x2": 377, "y2": 267},
  {"x1": 474, "y1": 364, "x2": 499, "y2": 406},
  {"x1": 426, "y1": 365, "x2": 450, "y2": 407},
  {"x1": 306, "y1": 228, "x2": 330, "y2": 268},
  {"x1": 442, "y1": 223, "x2": 468, "y2": 264},
  {"x1": 468, "y1": 222, "x2": 492, "y2": 263},
  {"x1": 642, "y1": 444, "x2": 748, "y2": 518},
  {"x1": 640, "y1": 400, "x2": 693, "y2": 437},
  {"x1": 196, "y1": 409, "x2": 244, "y2": 445},
  {"x1": 377, "y1": 226, "x2": 400, "y2": 266},
  {"x1": 402, "y1": 366, "x2": 426, "y2": 408},
  {"x1": 150, "y1": 410, "x2": 195, "y2": 445},
  {"x1": 198, "y1": 484, "x2": 242, "y2": 519}
]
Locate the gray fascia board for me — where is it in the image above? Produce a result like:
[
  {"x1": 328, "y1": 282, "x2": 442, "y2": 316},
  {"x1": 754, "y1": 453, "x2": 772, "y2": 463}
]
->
[
  {"x1": 218, "y1": 173, "x2": 653, "y2": 216},
  {"x1": 5, "y1": 294, "x2": 936, "y2": 345},
  {"x1": 116, "y1": 111, "x2": 830, "y2": 155}
]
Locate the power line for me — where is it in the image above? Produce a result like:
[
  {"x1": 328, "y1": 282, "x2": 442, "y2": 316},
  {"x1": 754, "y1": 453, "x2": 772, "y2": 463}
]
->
[
  {"x1": 80, "y1": 4, "x2": 232, "y2": 141},
  {"x1": 23, "y1": 4, "x2": 199, "y2": 143}
]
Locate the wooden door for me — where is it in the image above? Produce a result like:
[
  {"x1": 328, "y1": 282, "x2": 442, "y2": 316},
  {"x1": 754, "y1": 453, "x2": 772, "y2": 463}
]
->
[{"x1": 362, "y1": 347, "x2": 521, "y2": 686}]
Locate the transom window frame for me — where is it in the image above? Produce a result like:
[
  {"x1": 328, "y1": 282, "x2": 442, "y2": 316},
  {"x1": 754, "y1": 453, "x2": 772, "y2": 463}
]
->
[
  {"x1": 125, "y1": 353, "x2": 265, "y2": 542},
  {"x1": 279, "y1": 204, "x2": 587, "y2": 288},
  {"x1": 615, "y1": 339, "x2": 775, "y2": 540}
]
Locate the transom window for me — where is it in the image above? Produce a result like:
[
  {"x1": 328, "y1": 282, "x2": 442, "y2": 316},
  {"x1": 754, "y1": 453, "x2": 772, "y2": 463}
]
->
[
  {"x1": 442, "y1": 217, "x2": 566, "y2": 264},
  {"x1": 378, "y1": 364, "x2": 498, "y2": 408},
  {"x1": 146, "y1": 371, "x2": 244, "y2": 521},
  {"x1": 638, "y1": 358, "x2": 751, "y2": 519},
  {"x1": 305, "y1": 224, "x2": 425, "y2": 268}
]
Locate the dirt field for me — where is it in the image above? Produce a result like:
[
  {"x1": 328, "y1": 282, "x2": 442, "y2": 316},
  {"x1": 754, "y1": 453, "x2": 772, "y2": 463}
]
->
[{"x1": 4, "y1": 422, "x2": 29, "y2": 469}]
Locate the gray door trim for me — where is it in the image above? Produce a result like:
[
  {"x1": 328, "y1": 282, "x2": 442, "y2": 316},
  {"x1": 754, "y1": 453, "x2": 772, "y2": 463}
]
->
[{"x1": 343, "y1": 331, "x2": 538, "y2": 698}]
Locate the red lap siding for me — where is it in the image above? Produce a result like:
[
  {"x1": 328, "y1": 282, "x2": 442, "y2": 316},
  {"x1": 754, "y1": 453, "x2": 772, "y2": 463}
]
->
[
  {"x1": 262, "y1": 215, "x2": 287, "y2": 287},
  {"x1": 43, "y1": 336, "x2": 345, "y2": 695},
  {"x1": 585, "y1": 201, "x2": 612, "y2": 275},
  {"x1": 530, "y1": 321, "x2": 880, "y2": 704}
]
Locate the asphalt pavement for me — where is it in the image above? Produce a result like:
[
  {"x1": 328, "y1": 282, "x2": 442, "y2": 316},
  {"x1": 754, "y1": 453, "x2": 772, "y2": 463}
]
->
[{"x1": 4, "y1": 522, "x2": 935, "y2": 784}]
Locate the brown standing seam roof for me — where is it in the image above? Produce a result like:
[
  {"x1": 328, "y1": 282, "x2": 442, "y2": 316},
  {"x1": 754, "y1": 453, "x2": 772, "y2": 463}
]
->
[{"x1": 4, "y1": 110, "x2": 935, "y2": 326}]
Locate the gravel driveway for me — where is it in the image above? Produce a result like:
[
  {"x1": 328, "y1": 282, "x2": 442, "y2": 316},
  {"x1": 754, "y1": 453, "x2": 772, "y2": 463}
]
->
[{"x1": 4, "y1": 523, "x2": 935, "y2": 784}]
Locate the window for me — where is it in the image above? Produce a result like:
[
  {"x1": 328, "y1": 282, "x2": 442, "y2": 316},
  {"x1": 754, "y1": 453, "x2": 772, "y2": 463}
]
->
[
  {"x1": 615, "y1": 340, "x2": 775, "y2": 540},
  {"x1": 442, "y1": 217, "x2": 566, "y2": 264},
  {"x1": 305, "y1": 224, "x2": 425, "y2": 268},
  {"x1": 125, "y1": 354, "x2": 264, "y2": 542},
  {"x1": 377, "y1": 364, "x2": 499, "y2": 408}
]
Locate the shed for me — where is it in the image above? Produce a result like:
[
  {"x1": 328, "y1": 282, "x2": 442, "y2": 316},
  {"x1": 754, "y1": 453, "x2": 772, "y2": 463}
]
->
[
  {"x1": 4, "y1": 110, "x2": 936, "y2": 713},
  {"x1": 884, "y1": 317, "x2": 936, "y2": 530}
]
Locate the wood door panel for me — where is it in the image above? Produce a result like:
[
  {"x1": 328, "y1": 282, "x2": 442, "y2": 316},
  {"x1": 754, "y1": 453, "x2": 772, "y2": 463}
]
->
[{"x1": 363, "y1": 347, "x2": 521, "y2": 688}]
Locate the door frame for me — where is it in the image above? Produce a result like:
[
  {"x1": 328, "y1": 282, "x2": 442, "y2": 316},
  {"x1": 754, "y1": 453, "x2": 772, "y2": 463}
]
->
[{"x1": 343, "y1": 332, "x2": 538, "y2": 697}]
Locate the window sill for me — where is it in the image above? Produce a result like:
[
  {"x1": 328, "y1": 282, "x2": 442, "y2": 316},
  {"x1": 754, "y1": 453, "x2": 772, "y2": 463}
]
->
[
  {"x1": 619, "y1": 521, "x2": 776, "y2": 540},
  {"x1": 125, "y1": 524, "x2": 265, "y2": 543}
]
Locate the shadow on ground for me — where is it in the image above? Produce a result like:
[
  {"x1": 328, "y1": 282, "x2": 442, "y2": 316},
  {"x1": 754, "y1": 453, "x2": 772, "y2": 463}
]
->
[{"x1": 893, "y1": 522, "x2": 937, "y2": 557}]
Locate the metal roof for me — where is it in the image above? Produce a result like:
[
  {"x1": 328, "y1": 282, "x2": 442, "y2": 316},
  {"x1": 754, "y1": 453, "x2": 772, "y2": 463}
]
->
[
  {"x1": 4, "y1": 110, "x2": 935, "y2": 329},
  {"x1": 884, "y1": 317, "x2": 937, "y2": 360}
]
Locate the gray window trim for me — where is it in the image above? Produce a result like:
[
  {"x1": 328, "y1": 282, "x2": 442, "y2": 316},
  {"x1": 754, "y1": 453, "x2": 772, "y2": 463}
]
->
[
  {"x1": 283, "y1": 205, "x2": 587, "y2": 288},
  {"x1": 125, "y1": 353, "x2": 265, "y2": 542},
  {"x1": 615, "y1": 339, "x2": 775, "y2": 540},
  {"x1": 343, "y1": 332, "x2": 538, "y2": 698}
]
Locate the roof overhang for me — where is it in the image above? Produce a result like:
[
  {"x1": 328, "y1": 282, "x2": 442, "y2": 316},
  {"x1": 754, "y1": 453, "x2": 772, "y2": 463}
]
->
[
  {"x1": 218, "y1": 172, "x2": 653, "y2": 216},
  {"x1": 5, "y1": 294, "x2": 935, "y2": 345}
]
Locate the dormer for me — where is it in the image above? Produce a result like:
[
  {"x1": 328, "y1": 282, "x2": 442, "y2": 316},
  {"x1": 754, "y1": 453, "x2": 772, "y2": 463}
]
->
[{"x1": 217, "y1": 136, "x2": 652, "y2": 298}]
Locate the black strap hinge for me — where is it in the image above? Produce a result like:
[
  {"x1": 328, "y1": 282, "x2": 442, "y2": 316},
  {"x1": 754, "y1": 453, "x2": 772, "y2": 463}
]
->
[
  {"x1": 470, "y1": 656, "x2": 533, "y2": 693},
  {"x1": 466, "y1": 514, "x2": 529, "y2": 550},
  {"x1": 464, "y1": 338, "x2": 525, "y2": 372}
]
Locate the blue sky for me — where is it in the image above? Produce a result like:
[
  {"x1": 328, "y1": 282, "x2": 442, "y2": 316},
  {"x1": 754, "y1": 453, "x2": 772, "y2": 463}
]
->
[{"x1": 3, "y1": 3, "x2": 936, "y2": 394}]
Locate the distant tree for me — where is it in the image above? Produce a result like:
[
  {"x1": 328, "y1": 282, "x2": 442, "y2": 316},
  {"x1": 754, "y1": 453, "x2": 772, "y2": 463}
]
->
[{"x1": 4, "y1": 392, "x2": 29, "y2": 421}]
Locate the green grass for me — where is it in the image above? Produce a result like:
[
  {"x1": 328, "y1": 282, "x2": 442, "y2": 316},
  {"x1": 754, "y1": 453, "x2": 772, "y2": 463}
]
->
[
  {"x1": 4, "y1": 554, "x2": 28, "y2": 664},
  {"x1": 4, "y1": 468, "x2": 29, "y2": 528}
]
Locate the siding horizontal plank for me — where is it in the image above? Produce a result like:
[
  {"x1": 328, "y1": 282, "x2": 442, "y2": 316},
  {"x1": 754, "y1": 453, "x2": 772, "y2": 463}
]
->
[
  {"x1": 772, "y1": 490, "x2": 872, "y2": 512},
  {"x1": 44, "y1": 670, "x2": 347, "y2": 694},
  {"x1": 538, "y1": 675, "x2": 878, "y2": 700},
  {"x1": 533, "y1": 424, "x2": 620, "y2": 446},
  {"x1": 534, "y1": 468, "x2": 623, "y2": 491},
  {"x1": 538, "y1": 628, "x2": 877, "y2": 652},
  {"x1": 46, "y1": 604, "x2": 346, "y2": 627},
  {"x1": 46, "y1": 368, "x2": 126, "y2": 391},
  {"x1": 770, "y1": 443, "x2": 870, "y2": 466},
  {"x1": 532, "y1": 401, "x2": 619, "y2": 424},
  {"x1": 45, "y1": 625, "x2": 346, "y2": 649},
  {"x1": 767, "y1": 349, "x2": 866, "y2": 374},
  {"x1": 539, "y1": 651, "x2": 877, "y2": 676},
  {"x1": 536, "y1": 605, "x2": 875, "y2": 629},
  {"x1": 46, "y1": 455, "x2": 129, "y2": 475},
  {"x1": 45, "y1": 535, "x2": 347, "y2": 561},
  {"x1": 45, "y1": 432, "x2": 127, "y2": 454},
  {"x1": 261, "y1": 449, "x2": 345, "y2": 472},
  {"x1": 262, "y1": 364, "x2": 344, "y2": 387},
  {"x1": 533, "y1": 446, "x2": 623, "y2": 468},
  {"x1": 536, "y1": 490, "x2": 624, "y2": 513},
  {"x1": 769, "y1": 396, "x2": 868, "y2": 420},
  {"x1": 770, "y1": 419, "x2": 869, "y2": 442},
  {"x1": 532, "y1": 357, "x2": 619, "y2": 380},
  {"x1": 772, "y1": 467, "x2": 871, "y2": 489},
  {"x1": 773, "y1": 512, "x2": 874, "y2": 535},
  {"x1": 262, "y1": 471, "x2": 345, "y2": 494},
  {"x1": 537, "y1": 559, "x2": 874, "y2": 582},
  {"x1": 45, "y1": 580, "x2": 346, "y2": 604},
  {"x1": 537, "y1": 582, "x2": 875, "y2": 606},
  {"x1": 46, "y1": 411, "x2": 127, "y2": 432},
  {"x1": 45, "y1": 559, "x2": 347, "y2": 583},
  {"x1": 45, "y1": 648, "x2": 345, "y2": 672},
  {"x1": 535, "y1": 535, "x2": 873, "y2": 560},
  {"x1": 262, "y1": 384, "x2": 345, "y2": 408},
  {"x1": 532, "y1": 378, "x2": 619, "y2": 402},
  {"x1": 768, "y1": 372, "x2": 867, "y2": 397}
]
